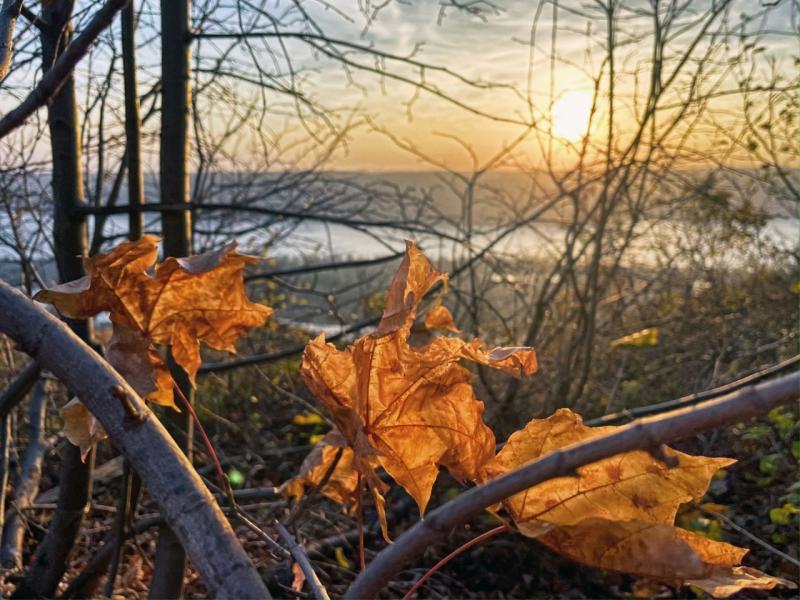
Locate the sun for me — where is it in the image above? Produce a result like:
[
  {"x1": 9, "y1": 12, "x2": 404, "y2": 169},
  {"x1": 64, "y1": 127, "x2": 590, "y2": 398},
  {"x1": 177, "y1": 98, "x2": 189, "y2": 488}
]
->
[{"x1": 550, "y1": 91, "x2": 593, "y2": 142}]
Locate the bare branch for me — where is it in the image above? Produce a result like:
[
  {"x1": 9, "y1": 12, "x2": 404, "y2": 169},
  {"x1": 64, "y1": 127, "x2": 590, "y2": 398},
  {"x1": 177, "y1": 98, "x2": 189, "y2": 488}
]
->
[
  {"x1": 0, "y1": 0, "x2": 127, "y2": 140},
  {"x1": 0, "y1": 360, "x2": 39, "y2": 419}
]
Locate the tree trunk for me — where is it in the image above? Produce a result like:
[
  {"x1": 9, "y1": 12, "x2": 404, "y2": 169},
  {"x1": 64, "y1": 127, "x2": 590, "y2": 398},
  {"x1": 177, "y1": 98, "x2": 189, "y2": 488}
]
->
[
  {"x1": 122, "y1": 0, "x2": 143, "y2": 240},
  {"x1": 13, "y1": 1, "x2": 95, "y2": 595},
  {"x1": 150, "y1": 0, "x2": 194, "y2": 596}
]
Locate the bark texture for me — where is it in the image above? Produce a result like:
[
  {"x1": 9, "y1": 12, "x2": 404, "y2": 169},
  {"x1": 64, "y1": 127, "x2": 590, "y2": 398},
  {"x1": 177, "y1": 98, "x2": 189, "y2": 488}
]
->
[{"x1": 150, "y1": 0, "x2": 194, "y2": 595}]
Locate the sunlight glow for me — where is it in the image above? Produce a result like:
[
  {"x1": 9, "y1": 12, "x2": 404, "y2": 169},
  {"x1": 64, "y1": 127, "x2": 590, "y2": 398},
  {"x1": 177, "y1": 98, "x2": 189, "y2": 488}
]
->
[{"x1": 550, "y1": 91, "x2": 593, "y2": 142}]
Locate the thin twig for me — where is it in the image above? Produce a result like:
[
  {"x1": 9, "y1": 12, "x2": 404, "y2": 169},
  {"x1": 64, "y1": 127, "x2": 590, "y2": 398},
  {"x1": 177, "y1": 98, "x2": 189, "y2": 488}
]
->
[
  {"x1": 0, "y1": 0, "x2": 128, "y2": 139},
  {"x1": 0, "y1": 362, "x2": 40, "y2": 419},
  {"x1": 698, "y1": 505, "x2": 800, "y2": 569},
  {"x1": 171, "y1": 381, "x2": 235, "y2": 505},
  {"x1": 588, "y1": 354, "x2": 800, "y2": 426},
  {"x1": 275, "y1": 522, "x2": 332, "y2": 600},
  {"x1": 402, "y1": 524, "x2": 511, "y2": 600},
  {"x1": 286, "y1": 447, "x2": 343, "y2": 527}
]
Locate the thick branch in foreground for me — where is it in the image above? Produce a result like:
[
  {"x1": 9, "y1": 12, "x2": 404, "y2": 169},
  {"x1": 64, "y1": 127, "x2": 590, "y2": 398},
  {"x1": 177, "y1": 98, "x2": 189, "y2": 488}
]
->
[
  {"x1": 0, "y1": 0, "x2": 127, "y2": 140},
  {"x1": 344, "y1": 371, "x2": 800, "y2": 599},
  {"x1": 0, "y1": 279, "x2": 270, "y2": 599}
]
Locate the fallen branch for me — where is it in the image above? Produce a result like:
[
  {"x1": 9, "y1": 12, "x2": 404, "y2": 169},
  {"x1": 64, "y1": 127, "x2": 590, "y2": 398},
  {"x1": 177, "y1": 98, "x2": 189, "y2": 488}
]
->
[
  {"x1": 0, "y1": 279, "x2": 270, "y2": 599},
  {"x1": 344, "y1": 370, "x2": 800, "y2": 598}
]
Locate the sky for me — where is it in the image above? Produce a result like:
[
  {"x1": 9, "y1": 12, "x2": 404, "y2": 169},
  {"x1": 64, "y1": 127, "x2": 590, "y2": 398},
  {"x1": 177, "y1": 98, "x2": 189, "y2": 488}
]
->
[
  {"x1": 191, "y1": 0, "x2": 799, "y2": 171},
  {"x1": 0, "y1": 0, "x2": 798, "y2": 172}
]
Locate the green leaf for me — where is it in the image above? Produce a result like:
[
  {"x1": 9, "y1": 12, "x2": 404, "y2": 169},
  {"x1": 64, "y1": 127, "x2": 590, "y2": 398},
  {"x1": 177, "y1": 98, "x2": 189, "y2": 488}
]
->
[
  {"x1": 767, "y1": 407, "x2": 795, "y2": 433},
  {"x1": 770, "y1": 507, "x2": 791, "y2": 525},
  {"x1": 769, "y1": 503, "x2": 800, "y2": 526},
  {"x1": 742, "y1": 424, "x2": 770, "y2": 441},
  {"x1": 771, "y1": 532, "x2": 786, "y2": 544},
  {"x1": 759, "y1": 454, "x2": 781, "y2": 476}
]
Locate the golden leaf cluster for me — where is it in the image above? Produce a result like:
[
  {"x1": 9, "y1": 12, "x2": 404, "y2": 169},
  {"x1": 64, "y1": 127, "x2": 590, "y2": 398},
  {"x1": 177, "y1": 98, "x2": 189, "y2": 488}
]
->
[
  {"x1": 287, "y1": 242, "x2": 793, "y2": 597},
  {"x1": 290, "y1": 241, "x2": 536, "y2": 539}
]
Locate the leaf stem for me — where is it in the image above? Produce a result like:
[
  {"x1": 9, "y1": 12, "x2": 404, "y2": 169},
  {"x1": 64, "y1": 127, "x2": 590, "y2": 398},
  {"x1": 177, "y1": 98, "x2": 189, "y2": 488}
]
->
[
  {"x1": 171, "y1": 381, "x2": 235, "y2": 505},
  {"x1": 401, "y1": 524, "x2": 511, "y2": 600}
]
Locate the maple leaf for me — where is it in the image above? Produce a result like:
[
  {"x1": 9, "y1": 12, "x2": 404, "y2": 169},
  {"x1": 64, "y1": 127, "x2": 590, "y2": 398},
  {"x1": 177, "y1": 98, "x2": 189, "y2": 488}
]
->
[
  {"x1": 105, "y1": 325, "x2": 174, "y2": 408},
  {"x1": 537, "y1": 519, "x2": 794, "y2": 596},
  {"x1": 35, "y1": 235, "x2": 272, "y2": 387},
  {"x1": 297, "y1": 241, "x2": 537, "y2": 536},
  {"x1": 282, "y1": 430, "x2": 369, "y2": 508},
  {"x1": 477, "y1": 408, "x2": 734, "y2": 536},
  {"x1": 35, "y1": 236, "x2": 272, "y2": 453},
  {"x1": 423, "y1": 305, "x2": 460, "y2": 333},
  {"x1": 478, "y1": 408, "x2": 795, "y2": 596}
]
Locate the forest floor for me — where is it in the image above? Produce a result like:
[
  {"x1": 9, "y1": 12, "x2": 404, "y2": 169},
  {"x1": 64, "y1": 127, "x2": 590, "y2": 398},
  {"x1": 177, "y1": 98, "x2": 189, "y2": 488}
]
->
[{"x1": 1, "y1": 372, "x2": 795, "y2": 600}]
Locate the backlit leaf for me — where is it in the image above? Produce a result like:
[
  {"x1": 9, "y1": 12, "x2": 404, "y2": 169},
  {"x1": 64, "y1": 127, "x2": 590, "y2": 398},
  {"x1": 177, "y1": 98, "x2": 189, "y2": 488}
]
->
[
  {"x1": 35, "y1": 235, "x2": 273, "y2": 385},
  {"x1": 35, "y1": 236, "x2": 272, "y2": 455},
  {"x1": 61, "y1": 398, "x2": 108, "y2": 460},
  {"x1": 478, "y1": 409, "x2": 733, "y2": 536},
  {"x1": 298, "y1": 241, "x2": 537, "y2": 533},
  {"x1": 424, "y1": 305, "x2": 460, "y2": 333},
  {"x1": 105, "y1": 325, "x2": 174, "y2": 409},
  {"x1": 478, "y1": 409, "x2": 794, "y2": 596},
  {"x1": 282, "y1": 430, "x2": 364, "y2": 508}
]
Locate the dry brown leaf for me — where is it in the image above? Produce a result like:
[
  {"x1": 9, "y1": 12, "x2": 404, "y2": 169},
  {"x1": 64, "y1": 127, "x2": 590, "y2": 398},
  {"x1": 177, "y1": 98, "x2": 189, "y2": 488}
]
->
[
  {"x1": 36, "y1": 236, "x2": 272, "y2": 456},
  {"x1": 105, "y1": 325, "x2": 175, "y2": 409},
  {"x1": 537, "y1": 519, "x2": 794, "y2": 596},
  {"x1": 479, "y1": 409, "x2": 795, "y2": 596},
  {"x1": 291, "y1": 562, "x2": 306, "y2": 593},
  {"x1": 687, "y1": 565, "x2": 797, "y2": 597},
  {"x1": 35, "y1": 235, "x2": 272, "y2": 384},
  {"x1": 478, "y1": 408, "x2": 733, "y2": 535},
  {"x1": 300, "y1": 241, "x2": 537, "y2": 533},
  {"x1": 284, "y1": 430, "x2": 390, "y2": 537},
  {"x1": 424, "y1": 305, "x2": 459, "y2": 333},
  {"x1": 61, "y1": 398, "x2": 108, "y2": 460},
  {"x1": 282, "y1": 431, "x2": 364, "y2": 507}
]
